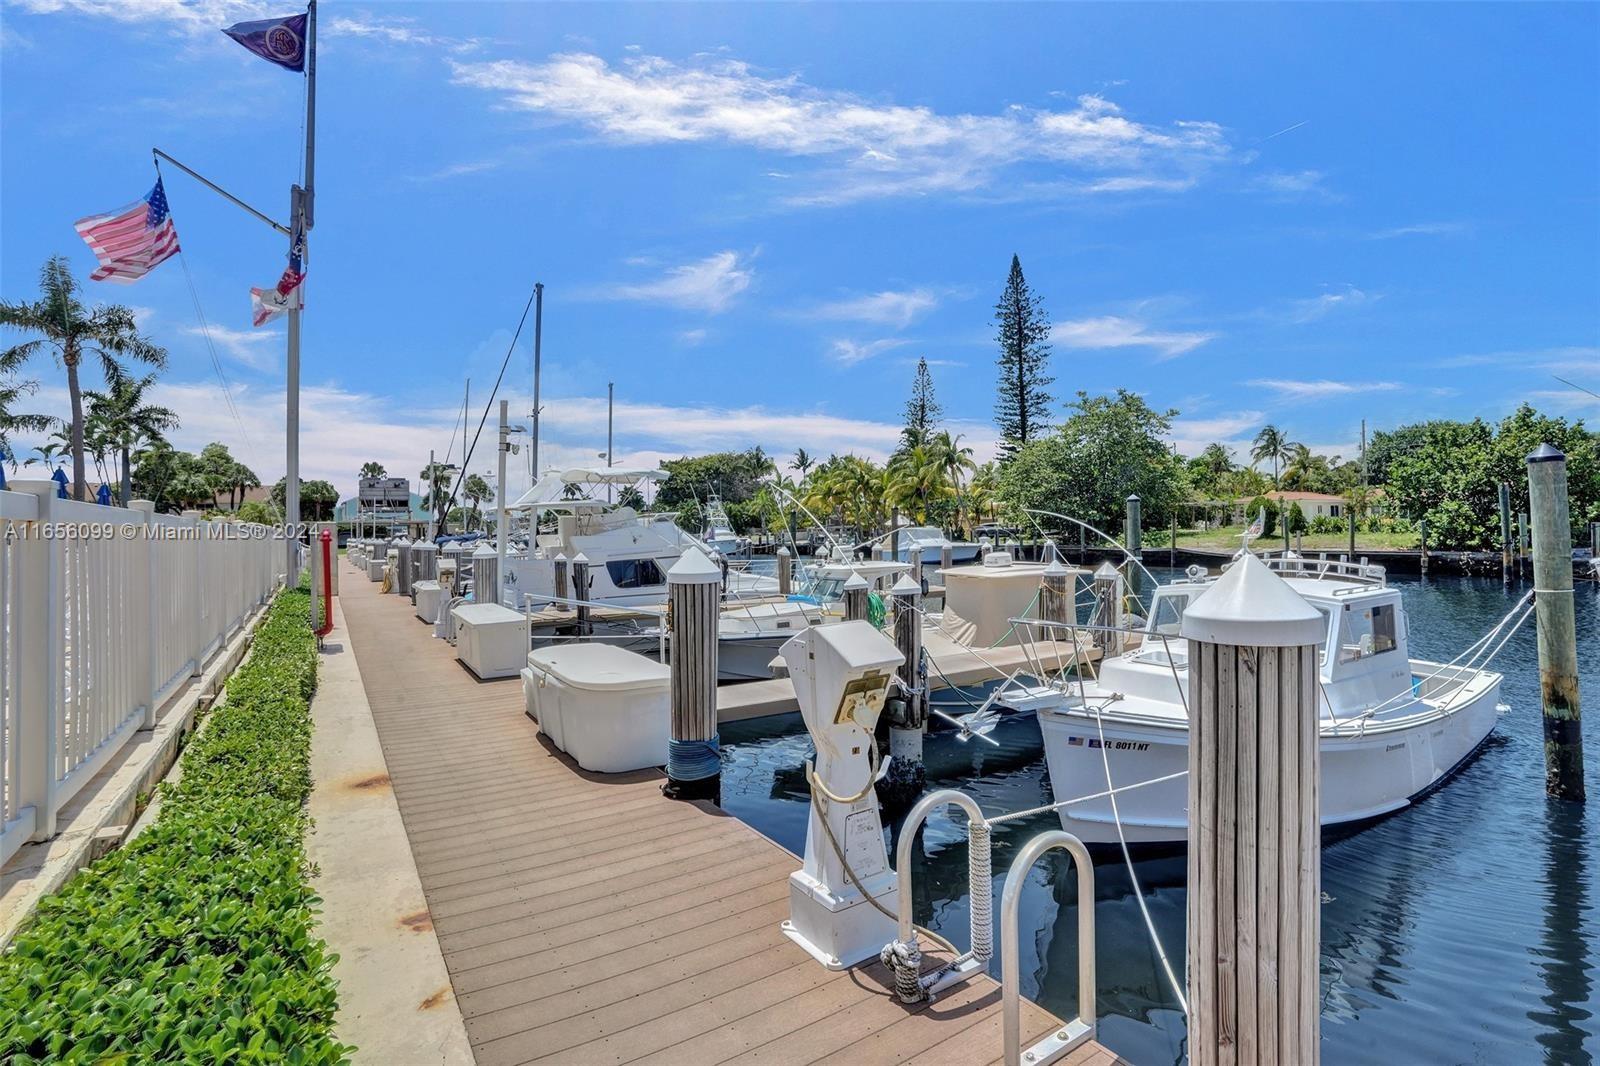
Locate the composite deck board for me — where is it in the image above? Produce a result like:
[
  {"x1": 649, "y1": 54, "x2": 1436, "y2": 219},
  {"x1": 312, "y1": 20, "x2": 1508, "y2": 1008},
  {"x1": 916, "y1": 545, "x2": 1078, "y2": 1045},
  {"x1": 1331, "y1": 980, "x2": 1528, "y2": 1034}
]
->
[{"x1": 337, "y1": 563, "x2": 1118, "y2": 1065}]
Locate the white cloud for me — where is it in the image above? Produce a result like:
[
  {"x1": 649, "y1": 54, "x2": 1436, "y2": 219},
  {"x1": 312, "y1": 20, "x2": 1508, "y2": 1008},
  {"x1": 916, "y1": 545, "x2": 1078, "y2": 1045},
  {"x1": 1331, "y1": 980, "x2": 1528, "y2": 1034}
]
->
[
  {"x1": 677, "y1": 328, "x2": 708, "y2": 347},
  {"x1": 810, "y1": 289, "x2": 938, "y2": 328},
  {"x1": 1367, "y1": 221, "x2": 1469, "y2": 240},
  {"x1": 1253, "y1": 169, "x2": 1337, "y2": 201},
  {"x1": 184, "y1": 324, "x2": 280, "y2": 370},
  {"x1": 1432, "y1": 345, "x2": 1600, "y2": 370},
  {"x1": 1286, "y1": 285, "x2": 1378, "y2": 323},
  {"x1": 406, "y1": 159, "x2": 501, "y2": 183},
  {"x1": 828, "y1": 338, "x2": 911, "y2": 366},
  {"x1": 13, "y1": 0, "x2": 263, "y2": 31},
  {"x1": 1054, "y1": 315, "x2": 1216, "y2": 360},
  {"x1": 602, "y1": 251, "x2": 753, "y2": 313},
  {"x1": 1248, "y1": 379, "x2": 1402, "y2": 400},
  {"x1": 450, "y1": 52, "x2": 1231, "y2": 205},
  {"x1": 1165, "y1": 411, "x2": 1265, "y2": 458}
]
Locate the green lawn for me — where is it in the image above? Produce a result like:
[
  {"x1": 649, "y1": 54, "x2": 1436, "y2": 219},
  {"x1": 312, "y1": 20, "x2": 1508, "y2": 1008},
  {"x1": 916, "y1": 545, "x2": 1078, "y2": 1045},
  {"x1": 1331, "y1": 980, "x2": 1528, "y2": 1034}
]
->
[{"x1": 1171, "y1": 524, "x2": 1419, "y2": 553}]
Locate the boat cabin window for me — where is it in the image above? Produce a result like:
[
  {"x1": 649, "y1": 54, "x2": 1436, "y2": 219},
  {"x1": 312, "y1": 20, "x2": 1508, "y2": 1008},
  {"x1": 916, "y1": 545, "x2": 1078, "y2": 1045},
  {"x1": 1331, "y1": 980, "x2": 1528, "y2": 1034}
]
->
[
  {"x1": 1338, "y1": 602, "x2": 1398, "y2": 663},
  {"x1": 607, "y1": 558, "x2": 666, "y2": 589},
  {"x1": 1147, "y1": 591, "x2": 1193, "y2": 636}
]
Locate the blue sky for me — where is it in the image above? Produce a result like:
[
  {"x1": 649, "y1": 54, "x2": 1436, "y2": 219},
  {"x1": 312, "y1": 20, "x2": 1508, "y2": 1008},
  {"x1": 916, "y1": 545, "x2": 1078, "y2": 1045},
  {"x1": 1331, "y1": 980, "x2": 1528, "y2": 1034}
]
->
[{"x1": 2, "y1": 1, "x2": 1596, "y2": 499}]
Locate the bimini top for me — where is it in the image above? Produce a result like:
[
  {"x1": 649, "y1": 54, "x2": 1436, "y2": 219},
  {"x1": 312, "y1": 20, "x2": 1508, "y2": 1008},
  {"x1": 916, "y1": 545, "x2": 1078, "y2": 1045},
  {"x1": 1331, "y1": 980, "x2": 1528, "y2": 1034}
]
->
[{"x1": 507, "y1": 467, "x2": 668, "y2": 512}]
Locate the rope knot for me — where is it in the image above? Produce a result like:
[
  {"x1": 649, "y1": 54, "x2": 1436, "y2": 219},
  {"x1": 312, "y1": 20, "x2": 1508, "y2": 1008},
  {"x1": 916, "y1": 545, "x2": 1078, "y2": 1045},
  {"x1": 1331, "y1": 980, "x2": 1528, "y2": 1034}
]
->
[{"x1": 880, "y1": 938, "x2": 927, "y2": 1004}]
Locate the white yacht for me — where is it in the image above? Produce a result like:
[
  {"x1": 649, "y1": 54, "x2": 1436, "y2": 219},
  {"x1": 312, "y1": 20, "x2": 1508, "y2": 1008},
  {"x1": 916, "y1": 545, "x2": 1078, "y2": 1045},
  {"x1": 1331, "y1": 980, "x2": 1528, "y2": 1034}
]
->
[
  {"x1": 702, "y1": 558, "x2": 912, "y2": 680},
  {"x1": 700, "y1": 494, "x2": 750, "y2": 559},
  {"x1": 502, "y1": 469, "x2": 776, "y2": 608},
  {"x1": 1012, "y1": 552, "x2": 1504, "y2": 844},
  {"x1": 893, "y1": 524, "x2": 980, "y2": 567}
]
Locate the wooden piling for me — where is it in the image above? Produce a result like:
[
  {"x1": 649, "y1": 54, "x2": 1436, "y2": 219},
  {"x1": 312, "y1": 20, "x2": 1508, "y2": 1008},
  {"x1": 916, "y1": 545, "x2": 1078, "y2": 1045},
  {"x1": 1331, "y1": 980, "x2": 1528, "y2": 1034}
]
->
[
  {"x1": 1125, "y1": 494, "x2": 1142, "y2": 603},
  {"x1": 776, "y1": 546, "x2": 792, "y2": 596},
  {"x1": 1347, "y1": 510, "x2": 1356, "y2": 557},
  {"x1": 1419, "y1": 518, "x2": 1429, "y2": 575},
  {"x1": 940, "y1": 542, "x2": 953, "y2": 575},
  {"x1": 1182, "y1": 552, "x2": 1324, "y2": 1066},
  {"x1": 571, "y1": 552, "x2": 592, "y2": 637},
  {"x1": 1171, "y1": 511, "x2": 1179, "y2": 568},
  {"x1": 665, "y1": 547, "x2": 722, "y2": 802},
  {"x1": 552, "y1": 552, "x2": 569, "y2": 610},
  {"x1": 890, "y1": 507, "x2": 901, "y2": 561},
  {"x1": 843, "y1": 571, "x2": 870, "y2": 622},
  {"x1": 1500, "y1": 481, "x2": 1514, "y2": 584},
  {"x1": 878, "y1": 575, "x2": 927, "y2": 811},
  {"x1": 1041, "y1": 553, "x2": 1073, "y2": 628},
  {"x1": 1527, "y1": 444, "x2": 1585, "y2": 801}
]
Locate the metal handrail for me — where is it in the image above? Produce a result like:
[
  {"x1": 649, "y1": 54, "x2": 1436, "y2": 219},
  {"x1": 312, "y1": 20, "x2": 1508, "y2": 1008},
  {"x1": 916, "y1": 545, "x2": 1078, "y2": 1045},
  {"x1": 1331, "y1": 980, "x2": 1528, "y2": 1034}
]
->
[
  {"x1": 1002, "y1": 830, "x2": 1096, "y2": 1066},
  {"x1": 884, "y1": 789, "x2": 992, "y2": 1002}
]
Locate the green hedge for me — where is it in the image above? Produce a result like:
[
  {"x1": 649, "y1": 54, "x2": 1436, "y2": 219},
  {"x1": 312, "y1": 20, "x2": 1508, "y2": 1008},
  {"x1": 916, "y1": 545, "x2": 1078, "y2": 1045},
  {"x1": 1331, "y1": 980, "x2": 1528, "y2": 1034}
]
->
[{"x1": 0, "y1": 587, "x2": 351, "y2": 1064}]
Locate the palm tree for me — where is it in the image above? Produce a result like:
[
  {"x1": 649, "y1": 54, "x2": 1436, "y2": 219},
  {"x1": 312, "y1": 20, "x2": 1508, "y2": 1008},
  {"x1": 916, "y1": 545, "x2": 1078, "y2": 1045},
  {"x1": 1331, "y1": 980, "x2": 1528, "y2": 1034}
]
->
[
  {"x1": 791, "y1": 448, "x2": 815, "y2": 480},
  {"x1": 0, "y1": 257, "x2": 167, "y2": 501},
  {"x1": 886, "y1": 444, "x2": 955, "y2": 524},
  {"x1": 229, "y1": 461, "x2": 261, "y2": 510},
  {"x1": 0, "y1": 345, "x2": 53, "y2": 470},
  {"x1": 359, "y1": 460, "x2": 386, "y2": 479},
  {"x1": 1250, "y1": 424, "x2": 1293, "y2": 488},
  {"x1": 463, "y1": 473, "x2": 491, "y2": 531},
  {"x1": 85, "y1": 373, "x2": 178, "y2": 505}
]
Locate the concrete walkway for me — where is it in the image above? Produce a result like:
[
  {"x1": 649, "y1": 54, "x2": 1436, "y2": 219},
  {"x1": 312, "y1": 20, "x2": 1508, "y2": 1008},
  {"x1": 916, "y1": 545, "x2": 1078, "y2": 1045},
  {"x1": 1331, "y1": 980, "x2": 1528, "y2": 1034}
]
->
[{"x1": 308, "y1": 595, "x2": 472, "y2": 1064}]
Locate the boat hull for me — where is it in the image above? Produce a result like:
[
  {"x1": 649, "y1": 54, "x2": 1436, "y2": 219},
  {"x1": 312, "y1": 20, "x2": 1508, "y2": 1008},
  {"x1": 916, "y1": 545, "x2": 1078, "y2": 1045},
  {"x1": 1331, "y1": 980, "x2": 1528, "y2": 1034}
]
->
[{"x1": 1037, "y1": 674, "x2": 1503, "y2": 844}]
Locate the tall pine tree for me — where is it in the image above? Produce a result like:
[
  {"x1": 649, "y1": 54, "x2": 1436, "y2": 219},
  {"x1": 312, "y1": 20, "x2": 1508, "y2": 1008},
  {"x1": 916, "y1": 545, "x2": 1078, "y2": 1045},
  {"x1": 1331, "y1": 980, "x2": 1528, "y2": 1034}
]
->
[
  {"x1": 901, "y1": 357, "x2": 942, "y2": 448},
  {"x1": 993, "y1": 254, "x2": 1053, "y2": 460}
]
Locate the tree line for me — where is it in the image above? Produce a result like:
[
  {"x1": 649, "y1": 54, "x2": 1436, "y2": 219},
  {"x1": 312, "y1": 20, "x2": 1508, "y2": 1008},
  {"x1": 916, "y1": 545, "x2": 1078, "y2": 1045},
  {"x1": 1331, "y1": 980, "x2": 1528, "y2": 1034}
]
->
[{"x1": 0, "y1": 255, "x2": 288, "y2": 518}]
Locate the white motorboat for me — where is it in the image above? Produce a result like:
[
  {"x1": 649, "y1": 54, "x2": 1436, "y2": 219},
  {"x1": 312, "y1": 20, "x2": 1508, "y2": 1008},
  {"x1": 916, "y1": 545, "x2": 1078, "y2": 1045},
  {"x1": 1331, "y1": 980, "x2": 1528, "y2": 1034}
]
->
[
  {"x1": 700, "y1": 494, "x2": 750, "y2": 559},
  {"x1": 1012, "y1": 552, "x2": 1504, "y2": 844},
  {"x1": 892, "y1": 525, "x2": 980, "y2": 567},
  {"x1": 708, "y1": 559, "x2": 912, "y2": 680},
  {"x1": 502, "y1": 468, "x2": 776, "y2": 609}
]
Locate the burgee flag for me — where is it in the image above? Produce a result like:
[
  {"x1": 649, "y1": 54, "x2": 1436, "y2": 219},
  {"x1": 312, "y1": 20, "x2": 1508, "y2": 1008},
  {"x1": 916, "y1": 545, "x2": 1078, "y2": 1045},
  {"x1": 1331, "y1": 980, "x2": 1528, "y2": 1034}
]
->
[
  {"x1": 222, "y1": 12, "x2": 308, "y2": 72},
  {"x1": 73, "y1": 180, "x2": 180, "y2": 283},
  {"x1": 251, "y1": 266, "x2": 304, "y2": 327}
]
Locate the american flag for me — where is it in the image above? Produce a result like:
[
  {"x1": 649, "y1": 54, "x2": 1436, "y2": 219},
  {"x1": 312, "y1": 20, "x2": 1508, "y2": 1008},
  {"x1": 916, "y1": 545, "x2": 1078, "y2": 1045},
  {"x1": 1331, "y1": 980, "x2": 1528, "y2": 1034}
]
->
[{"x1": 73, "y1": 179, "x2": 180, "y2": 283}]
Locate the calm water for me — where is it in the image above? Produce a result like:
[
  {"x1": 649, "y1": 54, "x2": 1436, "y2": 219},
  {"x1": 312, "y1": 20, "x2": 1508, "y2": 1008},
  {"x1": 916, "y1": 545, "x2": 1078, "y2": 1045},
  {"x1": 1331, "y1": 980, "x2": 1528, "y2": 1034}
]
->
[{"x1": 718, "y1": 568, "x2": 1599, "y2": 1065}]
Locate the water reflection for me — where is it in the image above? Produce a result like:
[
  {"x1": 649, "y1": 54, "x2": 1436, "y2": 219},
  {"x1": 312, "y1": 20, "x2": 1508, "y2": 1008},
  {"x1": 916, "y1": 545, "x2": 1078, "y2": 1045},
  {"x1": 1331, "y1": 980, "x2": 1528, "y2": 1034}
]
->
[{"x1": 717, "y1": 572, "x2": 1599, "y2": 1064}]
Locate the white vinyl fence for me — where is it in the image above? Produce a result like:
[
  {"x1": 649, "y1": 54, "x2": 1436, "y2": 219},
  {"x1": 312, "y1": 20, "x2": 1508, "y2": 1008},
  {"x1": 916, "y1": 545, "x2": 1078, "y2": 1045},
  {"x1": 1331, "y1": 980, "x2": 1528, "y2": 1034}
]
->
[{"x1": 0, "y1": 481, "x2": 282, "y2": 868}]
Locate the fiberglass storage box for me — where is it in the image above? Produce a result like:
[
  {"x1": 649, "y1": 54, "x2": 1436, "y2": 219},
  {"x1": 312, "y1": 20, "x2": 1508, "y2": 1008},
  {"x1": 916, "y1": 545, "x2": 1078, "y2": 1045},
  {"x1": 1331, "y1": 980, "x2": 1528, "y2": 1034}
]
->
[
  {"x1": 451, "y1": 602, "x2": 529, "y2": 680},
  {"x1": 522, "y1": 644, "x2": 670, "y2": 773},
  {"x1": 414, "y1": 580, "x2": 445, "y2": 624}
]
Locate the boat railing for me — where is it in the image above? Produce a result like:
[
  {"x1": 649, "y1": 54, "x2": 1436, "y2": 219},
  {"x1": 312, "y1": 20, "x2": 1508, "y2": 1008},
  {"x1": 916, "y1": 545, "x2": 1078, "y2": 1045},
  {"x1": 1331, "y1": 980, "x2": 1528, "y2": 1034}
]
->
[
  {"x1": 0, "y1": 485, "x2": 282, "y2": 869},
  {"x1": 521, "y1": 592, "x2": 669, "y2": 662},
  {"x1": 1252, "y1": 551, "x2": 1387, "y2": 586}
]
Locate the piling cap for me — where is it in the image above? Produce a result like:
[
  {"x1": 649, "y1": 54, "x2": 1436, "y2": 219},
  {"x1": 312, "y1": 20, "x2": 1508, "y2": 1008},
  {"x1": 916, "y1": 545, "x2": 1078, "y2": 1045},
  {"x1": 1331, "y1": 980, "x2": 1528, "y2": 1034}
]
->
[
  {"x1": 1527, "y1": 442, "x2": 1566, "y2": 464},
  {"x1": 776, "y1": 546, "x2": 791, "y2": 557},
  {"x1": 890, "y1": 574, "x2": 921, "y2": 597},
  {"x1": 471, "y1": 542, "x2": 496, "y2": 557},
  {"x1": 554, "y1": 552, "x2": 567, "y2": 562},
  {"x1": 571, "y1": 552, "x2": 589, "y2": 566},
  {"x1": 1043, "y1": 555, "x2": 1071, "y2": 577},
  {"x1": 668, "y1": 545, "x2": 722, "y2": 585},
  {"x1": 1093, "y1": 560, "x2": 1121, "y2": 581},
  {"x1": 1180, "y1": 551, "x2": 1324, "y2": 648},
  {"x1": 843, "y1": 571, "x2": 869, "y2": 591}
]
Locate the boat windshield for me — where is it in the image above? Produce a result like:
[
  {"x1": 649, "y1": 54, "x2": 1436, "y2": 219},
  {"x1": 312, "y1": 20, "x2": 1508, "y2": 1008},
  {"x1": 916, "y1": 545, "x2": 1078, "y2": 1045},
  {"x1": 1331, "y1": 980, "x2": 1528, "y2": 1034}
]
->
[
  {"x1": 1337, "y1": 601, "x2": 1399, "y2": 663},
  {"x1": 904, "y1": 527, "x2": 943, "y2": 542},
  {"x1": 1147, "y1": 591, "x2": 1193, "y2": 636}
]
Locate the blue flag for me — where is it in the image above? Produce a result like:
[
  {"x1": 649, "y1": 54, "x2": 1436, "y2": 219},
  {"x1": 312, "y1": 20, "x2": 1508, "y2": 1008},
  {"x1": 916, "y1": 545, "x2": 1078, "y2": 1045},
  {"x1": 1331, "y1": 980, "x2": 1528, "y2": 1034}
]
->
[
  {"x1": 96, "y1": 484, "x2": 112, "y2": 506},
  {"x1": 222, "y1": 12, "x2": 308, "y2": 72},
  {"x1": 51, "y1": 467, "x2": 68, "y2": 499}
]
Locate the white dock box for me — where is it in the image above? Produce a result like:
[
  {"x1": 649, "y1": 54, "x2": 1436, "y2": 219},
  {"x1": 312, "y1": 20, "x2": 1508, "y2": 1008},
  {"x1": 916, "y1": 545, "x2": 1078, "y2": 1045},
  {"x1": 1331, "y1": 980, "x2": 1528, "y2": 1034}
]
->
[
  {"x1": 522, "y1": 645, "x2": 670, "y2": 773},
  {"x1": 414, "y1": 580, "x2": 445, "y2": 624},
  {"x1": 451, "y1": 603, "x2": 529, "y2": 680},
  {"x1": 366, "y1": 555, "x2": 387, "y2": 582}
]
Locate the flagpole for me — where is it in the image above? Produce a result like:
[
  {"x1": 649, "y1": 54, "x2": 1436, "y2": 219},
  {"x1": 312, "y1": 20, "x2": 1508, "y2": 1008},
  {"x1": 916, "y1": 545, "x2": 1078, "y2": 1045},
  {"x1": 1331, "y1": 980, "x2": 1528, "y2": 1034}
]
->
[{"x1": 284, "y1": 0, "x2": 315, "y2": 580}]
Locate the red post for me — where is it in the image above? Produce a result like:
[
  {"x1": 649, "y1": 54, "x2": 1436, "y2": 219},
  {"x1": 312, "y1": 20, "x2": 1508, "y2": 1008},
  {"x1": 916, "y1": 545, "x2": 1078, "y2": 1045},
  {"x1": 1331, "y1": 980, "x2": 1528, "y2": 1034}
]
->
[{"x1": 314, "y1": 528, "x2": 334, "y2": 637}]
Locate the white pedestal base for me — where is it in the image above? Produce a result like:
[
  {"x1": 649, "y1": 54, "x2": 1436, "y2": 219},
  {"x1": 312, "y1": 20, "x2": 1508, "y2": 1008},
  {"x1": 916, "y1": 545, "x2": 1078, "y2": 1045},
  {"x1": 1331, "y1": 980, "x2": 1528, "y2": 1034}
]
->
[{"x1": 781, "y1": 868, "x2": 898, "y2": 971}]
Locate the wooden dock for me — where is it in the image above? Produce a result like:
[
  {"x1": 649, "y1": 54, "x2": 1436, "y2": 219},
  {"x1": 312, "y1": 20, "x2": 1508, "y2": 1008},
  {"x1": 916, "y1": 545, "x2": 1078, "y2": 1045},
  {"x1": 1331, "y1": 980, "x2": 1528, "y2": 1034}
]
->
[{"x1": 337, "y1": 563, "x2": 1120, "y2": 1065}]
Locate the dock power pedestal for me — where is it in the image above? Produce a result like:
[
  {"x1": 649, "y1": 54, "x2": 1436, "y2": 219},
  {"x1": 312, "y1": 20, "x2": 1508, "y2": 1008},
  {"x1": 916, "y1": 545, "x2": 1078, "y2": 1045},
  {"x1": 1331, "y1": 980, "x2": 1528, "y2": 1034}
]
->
[{"x1": 779, "y1": 620, "x2": 904, "y2": 970}]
